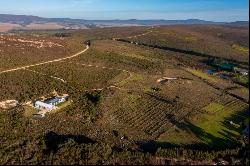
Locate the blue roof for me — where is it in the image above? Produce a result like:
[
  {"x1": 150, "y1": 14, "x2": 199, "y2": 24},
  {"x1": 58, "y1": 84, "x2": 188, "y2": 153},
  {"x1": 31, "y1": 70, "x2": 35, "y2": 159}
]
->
[
  {"x1": 218, "y1": 63, "x2": 237, "y2": 70},
  {"x1": 44, "y1": 97, "x2": 61, "y2": 104},
  {"x1": 206, "y1": 69, "x2": 216, "y2": 75}
]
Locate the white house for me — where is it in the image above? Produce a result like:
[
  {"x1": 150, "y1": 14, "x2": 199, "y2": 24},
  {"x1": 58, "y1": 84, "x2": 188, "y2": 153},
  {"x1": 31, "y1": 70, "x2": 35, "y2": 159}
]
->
[{"x1": 34, "y1": 101, "x2": 55, "y2": 111}]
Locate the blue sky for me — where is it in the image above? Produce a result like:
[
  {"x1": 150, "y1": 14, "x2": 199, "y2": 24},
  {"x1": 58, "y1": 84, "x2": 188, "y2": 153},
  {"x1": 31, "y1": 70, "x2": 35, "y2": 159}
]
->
[{"x1": 0, "y1": 0, "x2": 249, "y2": 21}]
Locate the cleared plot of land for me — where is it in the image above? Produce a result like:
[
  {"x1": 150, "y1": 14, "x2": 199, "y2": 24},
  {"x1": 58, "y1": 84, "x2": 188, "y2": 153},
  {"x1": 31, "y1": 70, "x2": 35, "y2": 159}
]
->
[
  {"x1": 24, "y1": 23, "x2": 65, "y2": 30},
  {"x1": 202, "y1": 103, "x2": 225, "y2": 114},
  {"x1": 0, "y1": 23, "x2": 65, "y2": 32},
  {"x1": 23, "y1": 105, "x2": 39, "y2": 117},
  {"x1": 0, "y1": 23, "x2": 22, "y2": 32},
  {"x1": 232, "y1": 44, "x2": 249, "y2": 55},
  {"x1": 158, "y1": 127, "x2": 201, "y2": 145}
]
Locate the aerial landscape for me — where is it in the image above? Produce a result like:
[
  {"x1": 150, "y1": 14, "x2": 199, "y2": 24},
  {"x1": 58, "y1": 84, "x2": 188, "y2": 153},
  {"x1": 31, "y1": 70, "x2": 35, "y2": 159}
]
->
[{"x1": 0, "y1": 0, "x2": 249, "y2": 165}]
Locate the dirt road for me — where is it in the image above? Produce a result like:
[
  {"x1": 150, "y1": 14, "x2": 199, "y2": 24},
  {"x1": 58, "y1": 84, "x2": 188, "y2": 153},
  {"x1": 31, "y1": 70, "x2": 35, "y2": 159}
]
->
[
  {"x1": 24, "y1": 68, "x2": 66, "y2": 83},
  {"x1": 1, "y1": 27, "x2": 155, "y2": 75},
  {"x1": 0, "y1": 45, "x2": 89, "y2": 75},
  {"x1": 112, "y1": 27, "x2": 154, "y2": 41}
]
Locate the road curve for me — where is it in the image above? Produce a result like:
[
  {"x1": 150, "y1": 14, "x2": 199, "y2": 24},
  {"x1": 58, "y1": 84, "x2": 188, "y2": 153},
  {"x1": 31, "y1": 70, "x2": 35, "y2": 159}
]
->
[
  {"x1": 112, "y1": 27, "x2": 154, "y2": 41},
  {"x1": 0, "y1": 45, "x2": 89, "y2": 75}
]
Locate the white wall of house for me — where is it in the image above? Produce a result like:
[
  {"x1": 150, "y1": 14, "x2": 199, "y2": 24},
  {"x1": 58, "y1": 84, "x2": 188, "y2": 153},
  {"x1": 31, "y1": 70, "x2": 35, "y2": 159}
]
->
[{"x1": 35, "y1": 101, "x2": 55, "y2": 111}]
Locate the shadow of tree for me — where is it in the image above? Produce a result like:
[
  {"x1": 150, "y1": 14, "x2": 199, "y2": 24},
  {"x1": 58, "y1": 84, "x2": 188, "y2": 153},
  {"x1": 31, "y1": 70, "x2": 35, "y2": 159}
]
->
[
  {"x1": 139, "y1": 112, "x2": 245, "y2": 154},
  {"x1": 185, "y1": 121, "x2": 241, "y2": 149},
  {"x1": 145, "y1": 92, "x2": 175, "y2": 105},
  {"x1": 223, "y1": 107, "x2": 249, "y2": 125},
  {"x1": 166, "y1": 106, "x2": 249, "y2": 150},
  {"x1": 43, "y1": 131, "x2": 95, "y2": 154},
  {"x1": 116, "y1": 38, "x2": 248, "y2": 66}
]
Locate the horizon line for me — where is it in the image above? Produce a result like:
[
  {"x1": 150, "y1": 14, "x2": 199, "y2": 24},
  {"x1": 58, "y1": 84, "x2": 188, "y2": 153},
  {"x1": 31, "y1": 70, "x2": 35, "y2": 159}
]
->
[{"x1": 0, "y1": 13, "x2": 249, "y2": 23}]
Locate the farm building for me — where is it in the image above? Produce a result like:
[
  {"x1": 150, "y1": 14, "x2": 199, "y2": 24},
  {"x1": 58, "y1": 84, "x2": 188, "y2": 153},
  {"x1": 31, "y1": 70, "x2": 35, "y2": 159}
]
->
[
  {"x1": 209, "y1": 59, "x2": 238, "y2": 71},
  {"x1": 234, "y1": 67, "x2": 249, "y2": 76},
  {"x1": 34, "y1": 101, "x2": 55, "y2": 111},
  {"x1": 44, "y1": 96, "x2": 66, "y2": 106},
  {"x1": 33, "y1": 95, "x2": 69, "y2": 111},
  {"x1": 218, "y1": 63, "x2": 237, "y2": 71}
]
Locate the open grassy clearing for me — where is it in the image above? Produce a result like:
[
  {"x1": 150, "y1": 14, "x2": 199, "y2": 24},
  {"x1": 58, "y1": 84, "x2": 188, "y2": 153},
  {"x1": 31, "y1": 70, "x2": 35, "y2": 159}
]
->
[
  {"x1": 232, "y1": 44, "x2": 249, "y2": 55},
  {"x1": 202, "y1": 103, "x2": 225, "y2": 114},
  {"x1": 157, "y1": 99, "x2": 248, "y2": 148},
  {"x1": 191, "y1": 100, "x2": 249, "y2": 148},
  {"x1": 23, "y1": 106, "x2": 39, "y2": 117},
  {"x1": 49, "y1": 100, "x2": 73, "y2": 114},
  {"x1": 158, "y1": 127, "x2": 201, "y2": 145},
  {"x1": 186, "y1": 68, "x2": 220, "y2": 83}
]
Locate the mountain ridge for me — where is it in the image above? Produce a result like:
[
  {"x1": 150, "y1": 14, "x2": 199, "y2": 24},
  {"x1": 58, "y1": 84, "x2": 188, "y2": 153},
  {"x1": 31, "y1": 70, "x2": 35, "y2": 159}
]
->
[{"x1": 0, "y1": 14, "x2": 249, "y2": 32}]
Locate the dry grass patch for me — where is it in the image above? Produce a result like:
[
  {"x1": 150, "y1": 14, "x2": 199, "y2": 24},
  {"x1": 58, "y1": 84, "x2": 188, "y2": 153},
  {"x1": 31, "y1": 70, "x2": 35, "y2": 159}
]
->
[
  {"x1": 186, "y1": 68, "x2": 220, "y2": 83},
  {"x1": 202, "y1": 103, "x2": 224, "y2": 114},
  {"x1": 232, "y1": 44, "x2": 249, "y2": 55}
]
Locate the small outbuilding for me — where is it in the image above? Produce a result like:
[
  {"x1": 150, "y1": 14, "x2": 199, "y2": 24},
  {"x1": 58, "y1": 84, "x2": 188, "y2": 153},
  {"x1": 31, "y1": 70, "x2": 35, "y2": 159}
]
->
[
  {"x1": 33, "y1": 95, "x2": 69, "y2": 111},
  {"x1": 234, "y1": 67, "x2": 249, "y2": 76}
]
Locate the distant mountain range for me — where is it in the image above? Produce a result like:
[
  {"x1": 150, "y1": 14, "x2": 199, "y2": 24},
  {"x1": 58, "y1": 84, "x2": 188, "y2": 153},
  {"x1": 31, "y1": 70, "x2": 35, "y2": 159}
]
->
[{"x1": 0, "y1": 14, "x2": 249, "y2": 32}]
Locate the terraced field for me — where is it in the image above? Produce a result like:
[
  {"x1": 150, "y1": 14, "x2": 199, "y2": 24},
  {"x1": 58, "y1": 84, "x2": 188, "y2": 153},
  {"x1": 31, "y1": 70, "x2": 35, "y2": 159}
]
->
[{"x1": 102, "y1": 91, "x2": 182, "y2": 140}]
